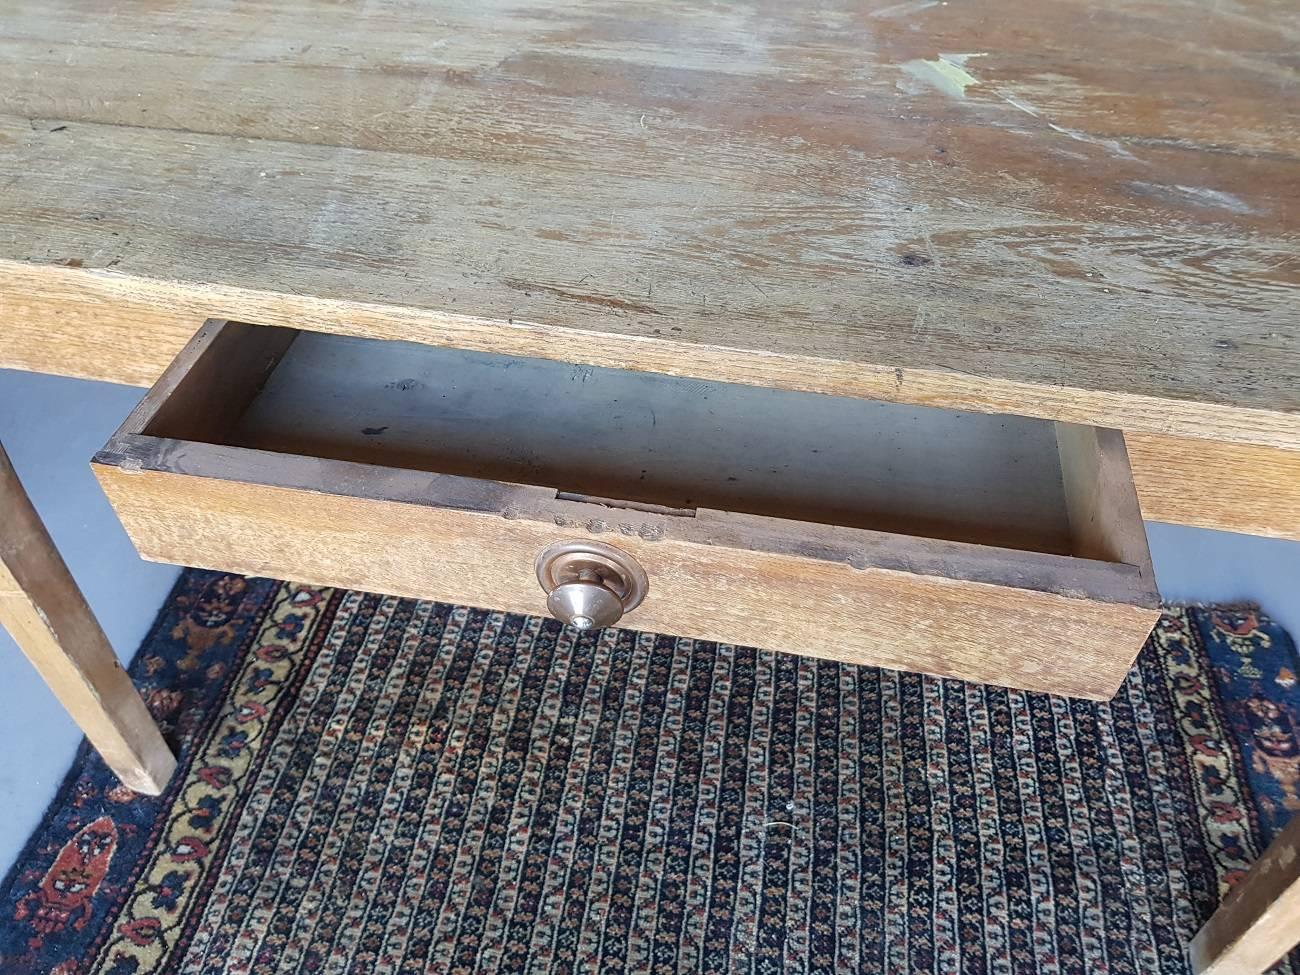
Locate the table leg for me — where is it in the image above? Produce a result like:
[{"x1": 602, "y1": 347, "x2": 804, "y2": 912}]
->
[
  {"x1": 0, "y1": 441, "x2": 175, "y2": 795},
  {"x1": 1191, "y1": 813, "x2": 1300, "y2": 974}
]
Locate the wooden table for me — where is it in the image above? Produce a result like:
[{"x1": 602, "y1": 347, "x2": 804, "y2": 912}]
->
[
  {"x1": 0, "y1": 0, "x2": 1296, "y2": 539},
  {"x1": 0, "y1": 2, "x2": 1297, "y2": 967}
]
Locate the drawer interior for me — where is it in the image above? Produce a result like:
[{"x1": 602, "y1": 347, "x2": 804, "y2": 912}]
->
[{"x1": 138, "y1": 323, "x2": 1120, "y2": 559}]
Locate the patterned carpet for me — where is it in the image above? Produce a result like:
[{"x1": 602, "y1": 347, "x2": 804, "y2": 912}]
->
[{"x1": 2, "y1": 570, "x2": 1299, "y2": 975}]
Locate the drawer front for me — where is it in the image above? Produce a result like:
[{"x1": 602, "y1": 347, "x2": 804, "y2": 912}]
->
[
  {"x1": 93, "y1": 320, "x2": 1161, "y2": 700},
  {"x1": 95, "y1": 460, "x2": 1159, "y2": 700}
]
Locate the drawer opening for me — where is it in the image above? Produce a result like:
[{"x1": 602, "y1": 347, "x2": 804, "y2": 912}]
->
[
  {"x1": 131, "y1": 321, "x2": 1142, "y2": 565},
  {"x1": 97, "y1": 319, "x2": 1161, "y2": 699}
]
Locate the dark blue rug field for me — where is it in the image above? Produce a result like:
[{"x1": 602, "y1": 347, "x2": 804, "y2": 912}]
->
[{"x1": 2, "y1": 570, "x2": 1299, "y2": 974}]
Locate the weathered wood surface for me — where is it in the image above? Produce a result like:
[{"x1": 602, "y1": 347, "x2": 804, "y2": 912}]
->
[
  {"x1": 1, "y1": 267, "x2": 1296, "y2": 542},
  {"x1": 93, "y1": 456, "x2": 1161, "y2": 700},
  {"x1": 0, "y1": 441, "x2": 175, "y2": 795},
  {"x1": 1126, "y1": 432, "x2": 1300, "y2": 542},
  {"x1": 0, "y1": 0, "x2": 1296, "y2": 453}
]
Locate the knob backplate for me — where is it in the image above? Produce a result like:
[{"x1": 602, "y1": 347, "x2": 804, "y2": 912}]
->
[{"x1": 535, "y1": 540, "x2": 649, "y2": 621}]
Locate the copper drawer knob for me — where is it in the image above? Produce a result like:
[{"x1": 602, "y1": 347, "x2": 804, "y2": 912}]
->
[{"x1": 535, "y1": 540, "x2": 649, "y2": 630}]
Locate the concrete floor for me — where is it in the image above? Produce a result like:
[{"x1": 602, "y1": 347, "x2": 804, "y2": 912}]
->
[{"x1": 1, "y1": 367, "x2": 1297, "y2": 875}]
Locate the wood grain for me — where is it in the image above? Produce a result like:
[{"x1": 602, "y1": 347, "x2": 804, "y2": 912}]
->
[
  {"x1": 124, "y1": 321, "x2": 298, "y2": 444},
  {"x1": 1190, "y1": 814, "x2": 1300, "y2": 975},
  {"x1": 97, "y1": 433, "x2": 1159, "y2": 608},
  {"x1": 93, "y1": 457, "x2": 1160, "y2": 700},
  {"x1": 0, "y1": 0, "x2": 1297, "y2": 448},
  {"x1": 0, "y1": 442, "x2": 174, "y2": 795},
  {"x1": 1057, "y1": 423, "x2": 1155, "y2": 573},
  {"x1": 1126, "y1": 432, "x2": 1300, "y2": 542},
  {"x1": 1, "y1": 275, "x2": 1297, "y2": 540}
]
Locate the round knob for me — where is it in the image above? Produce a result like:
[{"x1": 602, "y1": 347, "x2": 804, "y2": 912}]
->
[
  {"x1": 547, "y1": 580, "x2": 626, "y2": 630},
  {"x1": 535, "y1": 540, "x2": 649, "y2": 631}
]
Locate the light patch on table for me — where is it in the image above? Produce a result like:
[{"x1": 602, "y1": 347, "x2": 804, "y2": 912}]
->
[{"x1": 901, "y1": 53, "x2": 986, "y2": 98}]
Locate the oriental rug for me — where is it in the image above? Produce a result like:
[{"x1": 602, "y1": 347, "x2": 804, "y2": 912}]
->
[{"x1": 2, "y1": 569, "x2": 1299, "y2": 974}]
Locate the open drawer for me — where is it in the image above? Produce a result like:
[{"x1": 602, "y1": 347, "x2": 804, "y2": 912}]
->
[{"x1": 93, "y1": 320, "x2": 1161, "y2": 699}]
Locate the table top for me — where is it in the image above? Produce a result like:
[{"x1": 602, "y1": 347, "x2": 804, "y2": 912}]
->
[{"x1": 1, "y1": 0, "x2": 1297, "y2": 447}]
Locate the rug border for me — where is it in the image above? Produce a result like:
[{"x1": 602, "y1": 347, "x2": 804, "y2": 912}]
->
[{"x1": 0, "y1": 569, "x2": 199, "y2": 903}]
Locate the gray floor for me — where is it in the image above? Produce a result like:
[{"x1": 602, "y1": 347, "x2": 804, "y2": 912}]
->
[
  {"x1": 0, "y1": 369, "x2": 181, "y2": 874},
  {"x1": 0, "y1": 367, "x2": 1297, "y2": 877}
]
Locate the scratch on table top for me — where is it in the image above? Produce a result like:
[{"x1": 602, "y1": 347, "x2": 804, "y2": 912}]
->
[
  {"x1": 1129, "y1": 181, "x2": 1257, "y2": 215},
  {"x1": 870, "y1": 0, "x2": 940, "y2": 18},
  {"x1": 1046, "y1": 122, "x2": 1141, "y2": 162},
  {"x1": 991, "y1": 89, "x2": 1142, "y2": 162}
]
